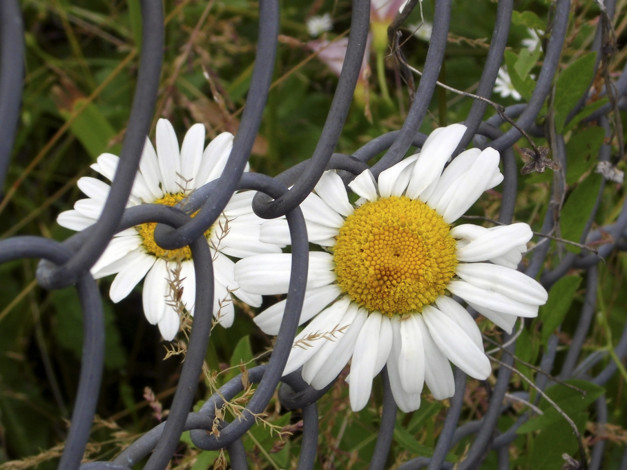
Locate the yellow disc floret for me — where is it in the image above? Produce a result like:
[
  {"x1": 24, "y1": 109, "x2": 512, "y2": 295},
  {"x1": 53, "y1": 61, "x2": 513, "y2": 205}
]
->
[
  {"x1": 136, "y1": 193, "x2": 210, "y2": 261},
  {"x1": 333, "y1": 196, "x2": 457, "y2": 317}
]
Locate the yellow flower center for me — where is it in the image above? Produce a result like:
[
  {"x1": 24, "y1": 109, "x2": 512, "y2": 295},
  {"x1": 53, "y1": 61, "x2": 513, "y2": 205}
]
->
[
  {"x1": 136, "y1": 193, "x2": 211, "y2": 261},
  {"x1": 333, "y1": 196, "x2": 457, "y2": 317}
]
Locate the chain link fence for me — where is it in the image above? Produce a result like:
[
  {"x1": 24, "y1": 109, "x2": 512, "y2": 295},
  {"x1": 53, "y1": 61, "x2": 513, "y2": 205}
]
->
[{"x1": 1, "y1": 0, "x2": 626, "y2": 468}]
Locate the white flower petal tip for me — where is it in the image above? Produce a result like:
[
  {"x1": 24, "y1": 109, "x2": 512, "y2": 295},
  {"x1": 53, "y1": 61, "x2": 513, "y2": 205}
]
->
[
  {"x1": 456, "y1": 263, "x2": 548, "y2": 306},
  {"x1": 158, "y1": 310, "x2": 180, "y2": 341},
  {"x1": 423, "y1": 306, "x2": 492, "y2": 380},
  {"x1": 348, "y1": 170, "x2": 378, "y2": 202},
  {"x1": 454, "y1": 223, "x2": 532, "y2": 263},
  {"x1": 406, "y1": 124, "x2": 467, "y2": 199}
]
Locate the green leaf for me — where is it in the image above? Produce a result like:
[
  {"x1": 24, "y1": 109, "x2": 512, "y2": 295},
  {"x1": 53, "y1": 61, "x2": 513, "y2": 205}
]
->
[
  {"x1": 553, "y1": 53, "x2": 597, "y2": 132},
  {"x1": 564, "y1": 98, "x2": 609, "y2": 133},
  {"x1": 559, "y1": 172, "x2": 602, "y2": 253},
  {"x1": 511, "y1": 11, "x2": 545, "y2": 30},
  {"x1": 504, "y1": 51, "x2": 536, "y2": 102},
  {"x1": 540, "y1": 275, "x2": 582, "y2": 343},
  {"x1": 518, "y1": 380, "x2": 604, "y2": 434},
  {"x1": 515, "y1": 46, "x2": 542, "y2": 79},
  {"x1": 51, "y1": 288, "x2": 126, "y2": 369},
  {"x1": 229, "y1": 335, "x2": 253, "y2": 369},
  {"x1": 393, "y1": 425, "x2": 436, "y2": 456},
  {"x1": 58, "y1": 98, "x2": 117, "y2": 159},
  {"x1": 565, "y1": 126, "x2": 605, "y2": 185}
]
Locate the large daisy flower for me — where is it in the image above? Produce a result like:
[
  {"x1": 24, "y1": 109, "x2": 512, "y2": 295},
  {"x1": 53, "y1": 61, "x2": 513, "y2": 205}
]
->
[
  {"x1": 235, "y1": 124, "x2": 548, "y2": 412},
  {"x1": 58, "y1": 119, "x2": 279, "y2": 340}
]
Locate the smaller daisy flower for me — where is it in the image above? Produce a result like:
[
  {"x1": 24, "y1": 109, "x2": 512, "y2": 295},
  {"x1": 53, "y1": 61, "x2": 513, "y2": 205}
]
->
[
  {"x1": 58, "y1": 119, "x2": 280, "y2": 340},
  {"x1": 235, "y1": 124, "x2": 548, "y2": 412},
  {"x1": 306, "y1": 13, "x2": 333, "y2": 37},
  {"x1": 494, "y1": 67, "x2": 522, "y2": 101}
]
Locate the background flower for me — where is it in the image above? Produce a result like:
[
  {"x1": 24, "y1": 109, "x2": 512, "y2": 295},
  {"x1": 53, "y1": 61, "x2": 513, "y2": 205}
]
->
[{"x1": 494, "y1": 66, "x2": 522, "y2": 101}]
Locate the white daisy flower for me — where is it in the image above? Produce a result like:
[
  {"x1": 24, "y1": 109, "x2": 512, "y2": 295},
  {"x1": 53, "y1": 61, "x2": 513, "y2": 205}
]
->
[
  {"x1": 494, "y1": 67, "x2": 522, "y2": 101},
  {"x1": 235, "y1": 124, "x2": 548, "y2": 412},
  {"x1": 57, "y1": 118, "x2": 279, "y2": 340},
  {"x1": 306, "y1": 13, "x2": 333, "y2": 37}
]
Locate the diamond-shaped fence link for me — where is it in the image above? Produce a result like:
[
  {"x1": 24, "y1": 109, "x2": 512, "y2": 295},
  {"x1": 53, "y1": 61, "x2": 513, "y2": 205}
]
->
[{"x1": 0, "y1": 0, "x2": 626, "y2": 469}]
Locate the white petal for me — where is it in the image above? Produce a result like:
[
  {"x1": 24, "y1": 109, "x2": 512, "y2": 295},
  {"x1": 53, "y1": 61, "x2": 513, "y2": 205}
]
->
[
  {"x1": 456, "y1": 263, "x2": 548, "y2": 305},
  {"x1": 434, "y1": 148, "x2": 502, "y2": 223},
  {"x1": 456, "y1": 223, "x2": 531, "y2": 263},
  {"x1": 422, "y1": 305, "x2": 491, "y2": 379},
  {"x1": 349, "y1": 312, "x2": 392, "y2": 411},
  {"x1": 406, "y1": 124, "x2": 466, "y2": 200},
  {"x1": 109, "y1": 251, "x2": 155, "y2": 302},
  {"x1": 419, "y1": 315, "x2": 455, "y2": 399},
  {"x1": 467, "y1": 301, "x2": 519, "y2": 334},
  {"x1": 91, "y1": 234, "x2": 144, "y2": 275},
  {"x1": 138, "y1": 136, "x2": 164, "y2": 200},
  {"x1": 378, "y1": 154, "x2": 419, "y2": 198},
  {"x1": 213, "y1": 279, "x2": 235, "y2": 327},
  {"x1": 142, "y1": 259, "x2": 170, "y2": 325},
  {"x1": 211, "y1": 251, "x2": 260, "y2": 308},
  {"x1": 397, "y1": 314, "x2": 425, "y2": 394},
  {"x1": 254, "y1": 284, "x2": 341, "y2": 335},
  {"x1": 448, "y1": 279, "x2": 539, "y2": 317},
  {"x1": 373, "y1": 316, "x2": 393, "y2": 374},
  {"x1": 301, "y1": 301, "x2": 359, "y2": 384},
  {"x1": 158, "y1": 309, "x2": 180, "y2": 341},
  {"x1": 91, "y1": 153, "x2": 120, "y2": 181},
  {"x1": 196, "y1": 132, "x2": 234, "y2": 185},
  {"x1": 435, "y1": 296, "x2": 483, "y2": 350},
  {"x1": 222, "y1": 191, "x2": 257, "y2": 216},
  {"x1": 283, "y1": 297, "x2": 352, "y2": 375},
  {"x1": 156, "y1": 118, "x2": 181, "y2": 194},
  {"x1": 308, "y1": 306, "x2": 369, "y2": 389},
  {"x1": 388, "y1": 317, "x2": 422, "y2": 412},
  {"x1": 348, "y1": 169, "x2": 379, "y2": 202},
  {"x1": 179, "y1": 261, "x2": 196, "y2": 314},
  {"x1": 314, "y1": 171, "x2": 353, "y2": 217},
  {"x1": 301, "y1": 192, "x2": 345, "y2": 229},
  {"x1": 180, "y1": 123, "x2": 205, "y2": 182},
  {"x1": 77, "y1": 177, "x2": 110, "y2": 202},
  {"x1": 235, "y1": 252, "x2": 335, "y2": 296},
  {"x1": 425, "y1": 148, "x2": 481, "y2": 208},
  {"x1": 131, "y1": 172, "x2": 159, "y2": 203},
  {"x1": 428, "y1": 148, "x2": 481, "y2": 199},
  {"x1": 490, "y1": 250, "x2": 524, "y2": 269},
  {"x1": 57, "y1": 210, "x2": 95, "y2": 231},
  {"x1": 74, "y1": 198, "x2": 105, "y2": 219},
  {"x1": 217, "y1": 221, "x2": 281, "y2": 258},
  {"x1": 260, "y1": 218, "x2": 339, "y2": 246},
  {"x1": 259, "y1": 219, "x2": 292, "y2": 247}
]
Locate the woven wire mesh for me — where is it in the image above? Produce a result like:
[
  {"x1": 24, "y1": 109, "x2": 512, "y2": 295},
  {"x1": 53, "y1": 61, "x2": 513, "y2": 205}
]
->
[{"x1": 1, "y1": 0, "x2": 626, "y2": 469}]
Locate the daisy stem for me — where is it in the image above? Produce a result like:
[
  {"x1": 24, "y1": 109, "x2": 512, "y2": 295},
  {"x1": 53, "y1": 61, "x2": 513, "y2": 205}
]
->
[{"x1": 376, "y1": 50, "x2": 392, "y2": 104}]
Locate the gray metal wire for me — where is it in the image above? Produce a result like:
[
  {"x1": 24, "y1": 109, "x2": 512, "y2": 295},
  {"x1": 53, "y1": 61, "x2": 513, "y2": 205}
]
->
[{"x1": 0, "y1": 0, "x2": 625, "y2": 468}]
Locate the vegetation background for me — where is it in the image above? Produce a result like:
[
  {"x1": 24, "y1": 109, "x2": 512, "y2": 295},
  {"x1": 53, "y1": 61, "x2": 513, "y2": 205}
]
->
[{"x1": 0, "y1": 0, "x2": 625, "y2": 468}]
